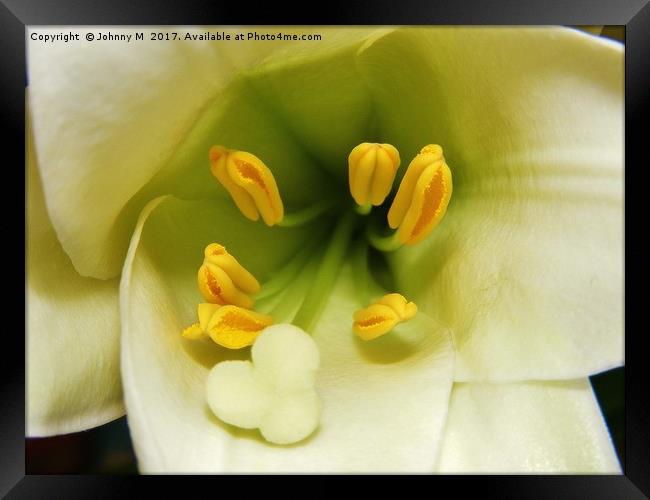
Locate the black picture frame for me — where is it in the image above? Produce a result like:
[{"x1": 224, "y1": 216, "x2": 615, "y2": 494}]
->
[{"x1": 6, "y1": 0, "x2": 649, "y2": 496}]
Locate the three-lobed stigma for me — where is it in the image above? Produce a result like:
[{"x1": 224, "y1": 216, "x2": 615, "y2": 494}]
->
[
  {"x1": 209, "y1": 145, "x2": 284, "y2": 226},
  {"x1": 206, "y1": 324, "x2": 320, "y2": 444}
]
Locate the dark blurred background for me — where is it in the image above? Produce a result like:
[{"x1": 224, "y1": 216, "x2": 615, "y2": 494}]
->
[
  {"x1": 592, "y1": 367, "x2": 625, "y2": 469},
  {"x1": 24, "y1": 25, "x2": 626, "y2": 474},
  {"x1": 26, "y1": 416, "x2": 138, "y2": 474}
]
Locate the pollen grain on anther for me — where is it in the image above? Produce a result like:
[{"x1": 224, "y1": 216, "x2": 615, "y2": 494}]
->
[
  {"x1": 216, "y1": 311, "x2": 268, "y2": 333},
  {"x1": 412, "y1": 168, "x2": 446, "y2": 239},
  {"x1": 205, "y1": 269, "x2": 225, "y2": 303},
  {"x1": 233, "y1": 159, "x2": 271, "y2": 196},
  {"x1": 354, "y1": 316, "x2": 390, "y2": 329}
]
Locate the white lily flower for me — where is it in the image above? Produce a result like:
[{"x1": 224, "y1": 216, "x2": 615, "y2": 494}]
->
[{"x1": 26, "y1": 26, "x2": 623, "y2": 473}]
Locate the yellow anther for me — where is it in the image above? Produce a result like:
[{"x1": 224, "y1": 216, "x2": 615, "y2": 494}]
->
[
  {"x1": 209, "y1": 145, "x2": 284, "y2": 226},
  {"x1": 182, "y1": 303, "x2": 222, "y2": 340},
  {"x1": 207, "y1": 306, "x2": 273, "y2": 349},
  {"x1": 419, "y1": 144, "x2": 443, "y2": 156},
  {"x1": 375, "y1": 293, "x2": 418, "y2": 320},
  {"x1": 182, "y1": 303, "x2": 273, "y2": 349},
  {"x1": 353, "y1": 293, "x2": 417, "y2": 341},
  {"x1": 387, "y1": 144, "x2": 452, "y2": 245},
  {"x1": 348, "y1": 142, "x2": 401, "y2": 206},
  {"x1": 197, "y1": 243, "x2": 260, "y2": 309},
  {"x1": 181, "y1": 323, "x2": 204, "y2": 340}
]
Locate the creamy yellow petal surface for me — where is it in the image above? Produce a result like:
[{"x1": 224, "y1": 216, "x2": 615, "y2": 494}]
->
[
  {"x1": 27, "y1": 120, "x2": 123, "y2": 436},
  {"x1": 437, "y1": 380, "x2": 621, "y2": 473}
]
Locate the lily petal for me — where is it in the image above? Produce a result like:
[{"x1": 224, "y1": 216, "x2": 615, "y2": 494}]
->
[
  {"x1": 356, "y1": 28, "x2": 623, "y2": 381},
  {"x1": 27, "y1": 120, "x2": 123, "y2": 436},
  {"x1": 436, "y1": 379, "x2": 621, "y2": 473},
  {"x1": 242, "y1": 29, "x2": 392, "y2": 179},
  {"x1": 27, "y1": 28, "x2": 382, "y2": 280},
  {"x1": 121, "y1": 197, "x2": 454, "y2": 472}
]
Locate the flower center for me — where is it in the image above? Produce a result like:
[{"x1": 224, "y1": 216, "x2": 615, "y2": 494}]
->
[
  {"x1": 182, "y1": 141, "x2": 453, "y2": 445},
  {"x1": 196, "y1": 141, "x2": 454, "y2": 341}
]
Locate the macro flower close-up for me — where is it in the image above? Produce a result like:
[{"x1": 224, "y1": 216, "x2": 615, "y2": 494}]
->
[{"x1": 26, "y1": 26, "x2": 623, "y2": 473}]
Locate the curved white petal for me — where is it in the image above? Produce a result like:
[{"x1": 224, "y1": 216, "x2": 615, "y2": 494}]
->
[
  {"x1": 121, "y1": 197, "x2": 454, "y2": 472},
  {"x1": 27, "y1": 121, "x2": 123, "y2": 436},
  {"x1": 436, "y1": 379, "x2": 621, "y2": 473},
  {"x1": 356, "y1": 28, "x2": 624, "y2": 381},
  {"x1": 27, "y1": 28, "x2": 383, "y2": 280}
]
